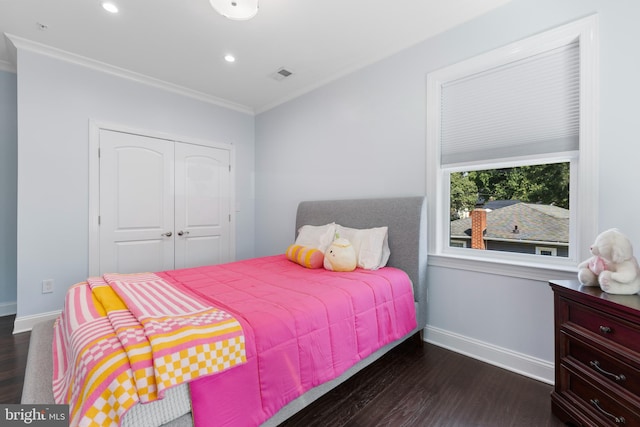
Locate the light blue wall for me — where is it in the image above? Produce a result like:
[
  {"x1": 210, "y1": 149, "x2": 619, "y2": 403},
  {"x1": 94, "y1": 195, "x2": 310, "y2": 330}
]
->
[
  {"x1": 0, "y1": 70, "x2": 17, "y2": 314},
  {"x1": 15, "y1": 50, "x2": 255, "y2": 319},
  {"x1": 254, "y1": 58, "x2": 427, "y2": 252},
  {"x1": 255, "y1": 0, "x2": 640, "y2": 382}
]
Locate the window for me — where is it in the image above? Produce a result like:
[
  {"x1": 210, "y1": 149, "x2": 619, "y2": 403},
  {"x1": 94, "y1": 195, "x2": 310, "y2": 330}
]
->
[
  {"x1": 426, "y1": 16, "x2": 599, "y2": 279},
  {"x1": 450, "y1": 162, "x2": 571, "y2": 258}
]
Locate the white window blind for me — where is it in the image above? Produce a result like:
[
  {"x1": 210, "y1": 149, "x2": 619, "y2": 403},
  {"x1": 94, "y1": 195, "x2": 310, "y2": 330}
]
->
[{"x1": 440, "y1": 41, "x2": 580, "y2": 165}]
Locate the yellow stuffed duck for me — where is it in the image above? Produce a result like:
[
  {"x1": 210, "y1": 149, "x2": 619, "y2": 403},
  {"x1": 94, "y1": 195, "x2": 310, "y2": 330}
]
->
[{"x1": 324, "y1": 237, "x2": 357, "y2": 272}]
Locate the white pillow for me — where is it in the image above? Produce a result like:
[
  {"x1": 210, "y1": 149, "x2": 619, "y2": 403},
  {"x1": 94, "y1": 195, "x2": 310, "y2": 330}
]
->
[
  {"x1": 336, "y1": 225, "x2": 390, "y2": 270},
  {"x1": 295, "y1": 223, "x2": 337, "y2": 253}
]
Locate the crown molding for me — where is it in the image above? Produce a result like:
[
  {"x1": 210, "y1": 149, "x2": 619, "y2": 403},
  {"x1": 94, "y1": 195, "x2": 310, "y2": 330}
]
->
[{"x1": 4, "y1": 33, "x2": 254, "y2": 115}]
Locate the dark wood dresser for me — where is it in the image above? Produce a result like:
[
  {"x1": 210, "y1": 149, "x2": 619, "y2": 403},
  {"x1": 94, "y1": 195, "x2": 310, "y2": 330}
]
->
[{"x1": 550, "y1": 279, "x2": 640, "y2": 426}]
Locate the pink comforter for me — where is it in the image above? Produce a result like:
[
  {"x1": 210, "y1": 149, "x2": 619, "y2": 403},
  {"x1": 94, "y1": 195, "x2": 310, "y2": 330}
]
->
[{"x1": 157, "y1": 255, "x2": 417, "y2": 427}]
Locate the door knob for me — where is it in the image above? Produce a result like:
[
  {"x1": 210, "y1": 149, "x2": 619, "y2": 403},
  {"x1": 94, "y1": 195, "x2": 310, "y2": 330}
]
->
[
  {"x1": 178, "y1": 230, "x2": 190, "y2": 236},
  {"x1": 161, "y1": 231, "x2": 172, "y2": 237}
]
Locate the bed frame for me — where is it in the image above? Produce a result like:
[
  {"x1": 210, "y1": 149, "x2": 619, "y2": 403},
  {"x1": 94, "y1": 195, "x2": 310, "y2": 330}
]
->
[{"x1": 21, "y1": 196, "x2": 428, "y2": 426}]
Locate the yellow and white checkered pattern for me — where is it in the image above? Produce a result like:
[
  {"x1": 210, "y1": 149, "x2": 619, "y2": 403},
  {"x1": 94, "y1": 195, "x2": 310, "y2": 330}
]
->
[
  {"x1": 155, "y1": 336, "x2": 246, "y2": 390},
  {"x1": 79, "y1": 372, "x2": 137, "y2": 427}
]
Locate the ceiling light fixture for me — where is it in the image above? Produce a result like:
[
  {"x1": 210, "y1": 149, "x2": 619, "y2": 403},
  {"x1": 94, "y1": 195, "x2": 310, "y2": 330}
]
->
[
  {"x1": 224, "y1": 54, "x2": 236, "y2": 63},
  {"x1": 210, "y1": 0, "x2": 258, "y2": 21},
  {"x1": 102, "y1": 2, "x2": 119, "y2": 13}
]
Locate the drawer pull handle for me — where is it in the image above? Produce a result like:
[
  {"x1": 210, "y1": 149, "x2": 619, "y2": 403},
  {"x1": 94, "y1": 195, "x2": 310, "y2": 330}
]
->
[
  {"x1": 590, "y1": 399, "x2": 625, "y2": 424},
  {"x1": 590, "y1": 360, "x2": 626, "y2": 382},
  {"x1": 599, "y1": 325, "x2": 613, "y2": 334}
]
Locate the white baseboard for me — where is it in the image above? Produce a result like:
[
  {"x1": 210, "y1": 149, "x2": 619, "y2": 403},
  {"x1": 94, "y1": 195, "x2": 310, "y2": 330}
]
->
[
  {"x1": 0, "y1": 301, "x2": 17, "y2": 317},
  {"x1": 424, "y1": 325, "x2": 554, "y2": 385},
  {"x1": 13, "y1": 310, "x2": 61, "y2": 334}
]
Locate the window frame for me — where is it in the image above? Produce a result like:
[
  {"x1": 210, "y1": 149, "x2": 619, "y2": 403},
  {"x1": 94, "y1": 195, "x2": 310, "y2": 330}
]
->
[{"x1": 426, "y1": 15, "x2": 599, "y2": 281}]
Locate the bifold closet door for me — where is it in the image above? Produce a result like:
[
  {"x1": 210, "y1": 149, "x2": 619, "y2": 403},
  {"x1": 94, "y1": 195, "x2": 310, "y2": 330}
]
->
[
  {"x1": 99, "y1": 130, "x2": 175, "y2": 274},
  {"x1": 98, "y1": 129, "x2": 232, "y2": 275}
]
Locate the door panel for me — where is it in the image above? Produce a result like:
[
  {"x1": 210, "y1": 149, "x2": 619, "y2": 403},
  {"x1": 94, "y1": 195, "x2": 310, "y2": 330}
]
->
[
  {"x1": 115, "y1": 147, "x2": 164, "y2": 229},
  {"x1": 113, "y1": 240, "x2": 166, "y2": 274},
  {"x1": 175, "y1": 143, "x2": 231, "y2": 269},
  {"x1": 182, "y1": 236, "x2": 223, "y2": 270},
  {"x1": 99, "y1": 130, "x2": 175, "y2": 274}
]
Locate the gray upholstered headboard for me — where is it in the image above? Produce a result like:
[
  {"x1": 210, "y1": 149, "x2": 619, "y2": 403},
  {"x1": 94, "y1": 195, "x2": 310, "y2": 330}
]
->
[{"x1": 295, "y1": 196, "x2": 427, "y2": 328}]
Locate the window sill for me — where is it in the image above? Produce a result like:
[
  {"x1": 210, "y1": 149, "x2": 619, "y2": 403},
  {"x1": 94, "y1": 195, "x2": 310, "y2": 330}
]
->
[{"x1": 427, "y1": 253, "x2": 578, "y2": 282}]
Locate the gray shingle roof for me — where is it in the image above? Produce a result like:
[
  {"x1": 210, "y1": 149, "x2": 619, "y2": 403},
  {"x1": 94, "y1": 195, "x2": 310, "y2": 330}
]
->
[{"x1": 450, "y1": 202, "x2": 569, "y2": 243}]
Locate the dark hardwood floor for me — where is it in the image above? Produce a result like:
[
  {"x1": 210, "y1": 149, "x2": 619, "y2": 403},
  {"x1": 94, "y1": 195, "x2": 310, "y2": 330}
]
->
[
  {"x1": 282, "y1": 334, "x2": 565, "y2": 427},
  {"x1": 0, "y1": 315, "x2": 30, "y2": 404},
  {"x1": 0, "y1": 315, "x2": 565, "y2": 426}
]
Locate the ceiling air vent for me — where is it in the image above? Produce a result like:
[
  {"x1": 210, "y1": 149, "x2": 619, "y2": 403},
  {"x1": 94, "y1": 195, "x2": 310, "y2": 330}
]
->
[{"x1": 271, "y1": 67, "x2": 294, "y2": 81}]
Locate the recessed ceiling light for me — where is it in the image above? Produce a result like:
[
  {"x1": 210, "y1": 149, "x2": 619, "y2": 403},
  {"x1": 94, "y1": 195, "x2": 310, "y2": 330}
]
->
[
  {"x1": 102, "y1": 2, "x2": 119, "y2": 13},
  {"x1": 224, "y1": 54, "x2": 236, "y2": 63}
]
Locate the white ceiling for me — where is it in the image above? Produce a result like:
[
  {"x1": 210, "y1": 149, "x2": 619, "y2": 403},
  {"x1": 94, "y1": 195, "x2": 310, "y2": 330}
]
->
[{"x1": 0, "y1": 0, "x2": 510, "y2": 114}]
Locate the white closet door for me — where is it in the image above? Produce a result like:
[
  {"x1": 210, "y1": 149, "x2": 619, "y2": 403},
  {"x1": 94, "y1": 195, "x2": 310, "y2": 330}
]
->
[
  {"x1": 99, "y1": 130, "x2": 175, "y2": 274},
  {"x1": 174, "y1": 142, "x2": 232, "y2": 269}
]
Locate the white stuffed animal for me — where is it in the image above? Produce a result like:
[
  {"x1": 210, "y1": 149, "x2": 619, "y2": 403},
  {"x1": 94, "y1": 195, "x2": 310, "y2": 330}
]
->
[
  {"x1": 324, "y1": 238, "x2": 357, "y2": 272},
  {"x1": 577, "y1": 228, "x2": 640, "y2": 294}
]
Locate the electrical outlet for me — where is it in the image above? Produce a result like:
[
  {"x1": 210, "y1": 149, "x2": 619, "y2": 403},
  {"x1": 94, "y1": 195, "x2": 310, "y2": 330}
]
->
[{"x1": 42, "y1": 279, "x2": 54, "y2": 294}]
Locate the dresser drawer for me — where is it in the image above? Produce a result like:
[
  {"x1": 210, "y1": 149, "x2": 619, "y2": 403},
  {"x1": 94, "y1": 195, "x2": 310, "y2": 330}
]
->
[
  {"x1": 567, "y1": 300, "x2": 640, "y2": 354},
  {"x1": 567, "y1": 336, "x2": 640, "y2": 399},
  {"x1": 552, "y1": 280, "x2": 640, "y2": 427},
  {"x1": 564, "y1": 367, "x2": 640, "y2": 426}
]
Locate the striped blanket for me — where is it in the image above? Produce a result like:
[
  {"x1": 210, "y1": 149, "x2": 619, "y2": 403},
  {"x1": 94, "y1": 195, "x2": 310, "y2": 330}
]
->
[{"x1": 52, "y1": 273, "x2": 246, "y2": 427}]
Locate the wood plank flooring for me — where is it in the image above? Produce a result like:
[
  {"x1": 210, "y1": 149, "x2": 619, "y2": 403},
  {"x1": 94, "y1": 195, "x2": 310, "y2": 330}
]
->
[
  {"x1": 0, "y1": 315, "x2": 30, "y2": 404},
  {"x1": 0, "y1": 315, "x2": 565, "y2": 426},
  {"x1": 281, "y1": 334, "x2": 565, "y2": 427}
]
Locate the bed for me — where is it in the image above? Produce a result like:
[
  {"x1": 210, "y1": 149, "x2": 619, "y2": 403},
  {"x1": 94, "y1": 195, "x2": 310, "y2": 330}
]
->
[{"x1": 22, "y1": 196, "x2": 428, "y2": 426}]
